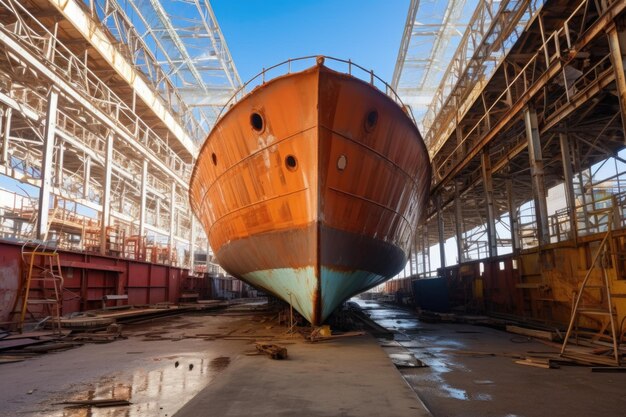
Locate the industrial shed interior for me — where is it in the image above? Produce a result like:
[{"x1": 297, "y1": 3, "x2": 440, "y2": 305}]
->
[{"x1": 2, "y1": 1, "x2": 626, "y2": 416}]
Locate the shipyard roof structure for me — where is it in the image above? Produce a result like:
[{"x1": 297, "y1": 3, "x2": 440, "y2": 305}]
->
[
  {"x1": 90, "y1": 0, "x2": 242, "y2": 144},
  {"x1": 392, "y1": 0, "x2": 477, "y2": 133},
  {"x1": 45, "y1": 0, "x2": 242, "y2": 152},
  {"x1": 393, "y1": 0, "x2": 538, "y2": 143},
  {"x1": 391, "y1": 0, "x2": 626, "y2": 279}
]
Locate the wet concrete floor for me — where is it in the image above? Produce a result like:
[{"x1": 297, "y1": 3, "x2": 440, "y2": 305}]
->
[
  {"x1": 0, "y1": 302, "x2": 429, "y2": 417},
  {"x1": 355, "y1": 299, "x2": 626, "y2": 417},
  {"x1": 0, "y1": 312, "x2": 256, "y2": 417}
]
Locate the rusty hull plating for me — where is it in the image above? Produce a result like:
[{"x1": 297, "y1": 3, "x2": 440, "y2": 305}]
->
[{"x1": 189, "y1": 58, "x2": 431, "y2": 325}]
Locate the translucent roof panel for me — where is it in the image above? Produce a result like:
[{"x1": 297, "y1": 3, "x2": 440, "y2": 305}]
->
[
  {"x1": 89, "y1": 0, "x2": 242, "y2": 143},
  {"x1": 392, "y1": 0, "x2": 479, "y2": 133}
]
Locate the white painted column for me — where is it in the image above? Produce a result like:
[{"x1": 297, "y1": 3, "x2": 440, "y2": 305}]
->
[
  {"x1": 37, "y1": 89, "x2": 58, "y2": 241},
  {"x1": 100, "y1": 133, "x2": 113, "y2": 255},
  {"x1": 169, "y1": 182, "x2": 176, "y2": 265}
]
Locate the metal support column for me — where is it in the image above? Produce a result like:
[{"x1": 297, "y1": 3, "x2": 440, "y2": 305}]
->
[
  {"x1": 506, "y1": 178, "x2": 518, "y2": 252},
  {"x1": 607, "y1": 25, "x2": 626, "y2": 137},
  {"x1": 455, "y1": 180, "x2": 464, "y2": 264},
  {"x1": 139, "y1": 159, "x2": 148, "y2": 239},
  {"x1": 37, "y1": 89, "x2": 58, "y2": 241},
  {"x1": 481, "y1": 150, "x2": 498, "y2": 257},
  {"x1": 1, "y1": 107, "x2": 11, "y2": 165},
  {"x1": 559, "y1": 132, "x2": 578, "y2": 241},
  {"x1": 83, "y1": 156, "x2": 91, "y2": 199},
  {"x1": 436, "y1": 195, "x2": 446, "y2": 268},
  {"x1": 189, "y1": 215, "x2": 196, "y2": 272},
  {"x1": 100, "y1": 134, "x2": 113, "y2": 255},
  {"x1": 55, "y1": 141, "x2": 64, "y2": 187},
  {"x1": 524, "y1": 106, "x2": 550, "y2": 246},
  {"x1": 169, "y1": 182, "x2": 176, "y2": 264},
  {"x1": 423, "y1": 223, "x2": 430, "y2": 274}
]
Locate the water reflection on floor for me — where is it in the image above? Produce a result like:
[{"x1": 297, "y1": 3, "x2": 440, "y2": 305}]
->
[
  {"x1": 352, "y1": 299, "x2": 485, "y2": 404},
  {"x1": 51, "y1": 354, "x2": 231, "y2": 417}
]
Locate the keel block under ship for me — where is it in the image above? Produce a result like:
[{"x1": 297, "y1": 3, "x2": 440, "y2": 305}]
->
[{"x1": 189, "y1": 57, "x2": 431, "y2": 325}]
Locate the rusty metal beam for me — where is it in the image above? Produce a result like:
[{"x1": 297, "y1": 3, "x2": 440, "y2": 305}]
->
[
  {"x1": 559, "y1": 132, "x2": 578, "y2": 243},
  {"x1": 455, "y1": 180, "x2": 464, "y2": 264},
  {"x1": 481, "y1": 149, "x2": 498, "y2": 257},
  {"x1": 607, "y1": 24, "x2": 626, "y2": 135},
  {"x1": 437, "y1": 195, "x2": 446, "y2": 268},
  {"x1": 525, "y1": 106, "x2": 550, "y2": 246},
  {"x1": 506, "y1": 178, "x2": 518, "y2": 252}
]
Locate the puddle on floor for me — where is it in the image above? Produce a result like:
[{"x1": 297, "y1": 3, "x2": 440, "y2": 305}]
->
[{"x1": 47, "y1": 354, "x2": 232, "y2": 417}]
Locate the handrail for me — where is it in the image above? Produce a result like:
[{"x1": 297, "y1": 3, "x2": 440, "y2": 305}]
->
[{"x1": 215, "y1": 55, "x2": 418, "y2": 128}]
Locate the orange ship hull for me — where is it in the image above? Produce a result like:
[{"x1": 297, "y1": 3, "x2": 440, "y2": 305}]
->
[{"x1": 189, "y1": 59, "x2": 431, "y2": 324}]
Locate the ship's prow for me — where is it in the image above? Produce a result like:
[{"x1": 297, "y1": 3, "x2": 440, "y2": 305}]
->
[{"x1": 189, "y1": 57, "x2": 431, "y2": 325}]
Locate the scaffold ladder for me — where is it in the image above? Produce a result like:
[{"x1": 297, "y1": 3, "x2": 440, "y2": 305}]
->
[
  {"x1": 18, "y1": 251, "x2": 64, "y2": 334},
  {"x1": 561, "y1": 209, "x2": 620, "y2": 365}
]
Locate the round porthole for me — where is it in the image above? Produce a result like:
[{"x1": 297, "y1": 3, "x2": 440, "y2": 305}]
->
[
  {"x1": 251, "y1": 112, "x2": 264, "y2": 132},
  {"x1": 337, "y1": 155, "x2": 347, "y2": 171},
  {"x1": 364, "y1": 110, "x2": 378, "y2": 132},
  {"x1": 211, "y1": 152, "x2": 217, "y2": 166},
  {"x1": 285, "y1": 155, "x2": 297, "y2": 171}
]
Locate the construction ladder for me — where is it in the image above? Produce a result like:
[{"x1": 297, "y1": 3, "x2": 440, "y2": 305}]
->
[
  {"x1": 18, "y1": 251, "x2": 64, "y2": 334},
  {"x1": 561, "y1": 208, "x2": 620, "y2": 365}
]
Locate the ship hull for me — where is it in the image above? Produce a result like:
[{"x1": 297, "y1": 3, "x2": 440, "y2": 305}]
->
[{"x1": 189, "y1": 60, "x2": 431, "y2": 325}]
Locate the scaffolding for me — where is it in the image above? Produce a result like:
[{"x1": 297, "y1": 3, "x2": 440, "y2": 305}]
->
[
  {"x1": 0, "y1": 0, "x2": 241, "y2": 270},
  {"x1": 392, "y1": 0, "x2": 626, "y2": 279}
]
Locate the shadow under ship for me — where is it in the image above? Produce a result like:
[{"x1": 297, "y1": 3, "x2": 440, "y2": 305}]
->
[{"x1": 189, "y1": 57, "x2": 431, "y2": 325}]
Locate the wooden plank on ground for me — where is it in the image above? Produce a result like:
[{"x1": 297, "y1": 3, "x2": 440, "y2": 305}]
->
[{"x1": 506, "y1": 325, "x2": 558, "y2": 341}]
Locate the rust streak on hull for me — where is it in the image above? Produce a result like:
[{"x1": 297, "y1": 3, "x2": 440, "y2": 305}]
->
[{"x1": 189, "y1": 59, "x2": 431, "y2": 325}]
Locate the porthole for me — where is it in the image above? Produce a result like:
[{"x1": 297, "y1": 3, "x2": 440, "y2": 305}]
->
[
  {"x1": 337, "y1": 155, "x2": 347, "y2": 171},
  {"x1": 211, "y1": 152, "x2": 217, "y2": 166},
  {"x1": 251, "y1": 112, "x2": 264, "y2": 132},
  {"x1": 364, "y1": 110, "x2": 378, "y2": 132},
  {"x1": 285, "y1": 155, "x2": 297, "y2": 171}
]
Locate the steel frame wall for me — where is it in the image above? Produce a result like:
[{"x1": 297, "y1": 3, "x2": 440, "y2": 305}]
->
[
  {"x1": 0, "y1": 0, "x2": 239, "y2": 269},
  {"x1": 394, "y1": 0, "x2": 626, "y2": 278}
]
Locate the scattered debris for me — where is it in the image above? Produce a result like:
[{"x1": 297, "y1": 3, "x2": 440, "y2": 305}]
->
[
  {"x1": 514, "y1": 358, "x2": 559, "y2": 369},
  {"x1": 389, "y1": 353, "x2": 427, "y2": 368},
  {"x1": 506, "y1": 325, "x2": 560, "y2": 342},
  {"x1": 255, "y1": 342, "x2": 288, "y2": 360},
  {"x1": 308, "y1": 331, "x2": 365, "y2": 343},
  {"x1": 0, "y1": 355, "x2": 25, "y2": 364},
  {"x1": 591, "y1": 367, "x2": 626, "y2": 372},
  {"x1": 56, "y1": 399, "x2": 132, "y2": 408}
]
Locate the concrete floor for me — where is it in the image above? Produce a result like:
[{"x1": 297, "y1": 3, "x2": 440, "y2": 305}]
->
[
  {"x1": 0, "y1": 304, "x2": 429, "y2": 417},
  {"x1": 4, "y1": 299, "x2": 626, "y2": 417},
  {"x1": 0, "y1": 313, "x2": 252, "y2": 417},
  {"x1": 355, "y1": 299, "x2": 626, "y2": 417}
]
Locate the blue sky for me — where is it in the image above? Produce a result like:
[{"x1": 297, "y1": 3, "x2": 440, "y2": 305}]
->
[{"x1": 211, "y1": 0, "x2": 410, "y2": 84}]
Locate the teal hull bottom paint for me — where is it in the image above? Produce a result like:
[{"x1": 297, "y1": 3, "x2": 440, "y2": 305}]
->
[
  {"x1": 243, "y1": 266, "x2": 387, "y2": 324},
  {"x1": 319, "y1": 267, "x2": 387, "y2": 321}
]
